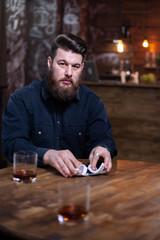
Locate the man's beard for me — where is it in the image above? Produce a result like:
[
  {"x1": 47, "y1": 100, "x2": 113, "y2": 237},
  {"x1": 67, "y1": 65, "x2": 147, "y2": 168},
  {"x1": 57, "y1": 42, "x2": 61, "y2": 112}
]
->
[{"x1": 47, "y1": 69, "x2": 81, "y2": 101}]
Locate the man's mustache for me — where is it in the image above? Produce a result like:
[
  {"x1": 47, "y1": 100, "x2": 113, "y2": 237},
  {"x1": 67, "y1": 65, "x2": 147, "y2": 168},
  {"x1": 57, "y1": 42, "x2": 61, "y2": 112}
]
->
[{"x1": 59, "y1": 78, "x2": 74, "y2": 84}]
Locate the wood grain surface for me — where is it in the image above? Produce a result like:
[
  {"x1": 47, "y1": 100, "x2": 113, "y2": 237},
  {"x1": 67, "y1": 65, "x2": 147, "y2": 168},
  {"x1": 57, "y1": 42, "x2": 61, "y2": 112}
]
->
[{"x1": 1, "y1": 159, "x2": 160, "y2": 240}]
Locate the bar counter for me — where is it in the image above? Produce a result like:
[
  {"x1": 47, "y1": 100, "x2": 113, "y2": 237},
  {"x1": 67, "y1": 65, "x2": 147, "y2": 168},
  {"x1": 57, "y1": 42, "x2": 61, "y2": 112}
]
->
[
  {"x1": 82, "y1": 81, "x2": 160, "y2": 163},
  {"x1": 83, "y1": 80, "x2": 160, "y2": 89},
  {"x1": 1, "y1": 159, "x2": 160, "y2": 240}
]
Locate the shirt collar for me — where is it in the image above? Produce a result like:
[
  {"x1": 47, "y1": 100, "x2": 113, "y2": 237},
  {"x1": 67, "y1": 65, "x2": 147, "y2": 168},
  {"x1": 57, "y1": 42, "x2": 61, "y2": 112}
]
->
[{"x1": 41, "y1": 78, "x2": 80, "y2": 103}]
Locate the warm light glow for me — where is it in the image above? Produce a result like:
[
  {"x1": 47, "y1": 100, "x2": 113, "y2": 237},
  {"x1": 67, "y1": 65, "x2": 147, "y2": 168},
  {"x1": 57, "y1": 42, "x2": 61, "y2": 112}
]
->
[
  {"x1": 149, "y1": 43, "x2": 155, "y2": 52},
  {"x1": 142, "y1": 39, "x2": 149, "y2": 48},
  {"x1": 117, "y1": 40, "x2": 124, "y2": 53}
]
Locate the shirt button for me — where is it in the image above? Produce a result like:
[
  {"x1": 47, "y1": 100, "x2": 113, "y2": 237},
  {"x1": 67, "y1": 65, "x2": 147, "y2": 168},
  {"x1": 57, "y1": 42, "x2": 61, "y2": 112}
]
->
[
  {"x1": 79, "y1": 132, "x2": 82, "y2": 136},
  {"x1": 57, "y1": 121, "x2": 60, "y2": 124},
  {"x1": 56, "y1": 136, "x2": 59, "y2": 140},
  {"x1": 38, "y1": 131, "x2": 42, "y2": 135}
]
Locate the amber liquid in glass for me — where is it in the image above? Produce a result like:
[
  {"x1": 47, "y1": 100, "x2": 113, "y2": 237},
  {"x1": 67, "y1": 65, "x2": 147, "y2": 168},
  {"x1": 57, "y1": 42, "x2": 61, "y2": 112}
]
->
[
  {"x1": 58, "y1": 204, "x2": 88, "y2": 224},
  {"x1": 13, "y1": 169, "x2": 36, "y2": 182}
]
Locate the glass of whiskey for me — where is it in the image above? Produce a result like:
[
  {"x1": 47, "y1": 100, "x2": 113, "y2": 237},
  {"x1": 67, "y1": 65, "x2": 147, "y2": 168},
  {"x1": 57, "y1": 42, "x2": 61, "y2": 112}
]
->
[
  {"x1": 13, "y1": 151, "x2": 38, "y2": 183},
  {"x1": 57, "y1": 181, "x2": 90, "y2": 225}
]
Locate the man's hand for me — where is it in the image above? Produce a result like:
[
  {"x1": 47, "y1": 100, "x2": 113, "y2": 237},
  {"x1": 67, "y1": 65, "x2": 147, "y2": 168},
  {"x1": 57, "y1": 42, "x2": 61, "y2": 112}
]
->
[
  {"x1": 43, "y1": 149, "x2": 82, "y2": 177},
  {"x1": 89, "y1": 146, "x2": 112, "y2": 173}
]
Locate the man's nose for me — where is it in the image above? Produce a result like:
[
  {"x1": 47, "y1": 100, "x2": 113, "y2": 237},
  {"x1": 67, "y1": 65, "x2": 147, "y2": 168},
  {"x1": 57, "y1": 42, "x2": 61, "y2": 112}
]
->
[{"x1": 65, "y1": 65, "x2": 72, "y2": 77}]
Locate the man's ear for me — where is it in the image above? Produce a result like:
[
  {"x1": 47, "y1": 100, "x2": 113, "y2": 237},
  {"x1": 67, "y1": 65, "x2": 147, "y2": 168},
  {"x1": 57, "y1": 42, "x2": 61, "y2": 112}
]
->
[
  {"x1": 47, "y1": 56, "x2": 52, "y2": 70},
  {"x1": 81, "y1": 62, "x2": 84, "y2": 70}
]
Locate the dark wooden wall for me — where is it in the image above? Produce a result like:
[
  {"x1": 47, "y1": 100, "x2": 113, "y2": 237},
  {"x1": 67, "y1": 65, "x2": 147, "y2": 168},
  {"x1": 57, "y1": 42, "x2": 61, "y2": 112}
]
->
[
  {"x1": 0, "y1": 1, "x2": 7, "y2": 168},
  {"x1": 0, "y1": 1, "x2": 6, "y2": 88},
  {"x1": 25, "y1": 0, "x2": 59, "y2": 85},
  {"x1": 83, "y1": 82, "x2": 160, "y2": 162},
  {"x1": 5, "y1": 0, "x2": 27, "y2": 97}
]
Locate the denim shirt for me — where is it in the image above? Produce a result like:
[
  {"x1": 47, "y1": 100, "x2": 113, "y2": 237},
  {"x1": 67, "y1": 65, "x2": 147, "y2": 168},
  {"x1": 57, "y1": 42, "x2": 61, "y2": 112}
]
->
[{"x1": 2, "y1": 79, "x2": 117, "y2": 166}]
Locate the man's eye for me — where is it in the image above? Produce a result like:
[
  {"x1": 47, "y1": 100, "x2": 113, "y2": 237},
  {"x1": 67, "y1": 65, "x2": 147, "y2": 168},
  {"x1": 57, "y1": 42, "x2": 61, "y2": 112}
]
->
[
  {"x1": 59, "y1": 62, "x2": 65, "y2": 66},
  {"x1": 73, "y1": 65, "x2": 80, "y2": 69}
]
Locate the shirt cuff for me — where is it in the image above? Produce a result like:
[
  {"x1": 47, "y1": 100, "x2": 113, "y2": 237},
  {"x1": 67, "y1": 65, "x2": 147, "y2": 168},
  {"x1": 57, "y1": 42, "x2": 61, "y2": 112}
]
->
[{"x1": 34, "y1": 147, "x2": 50, "y2": 167}]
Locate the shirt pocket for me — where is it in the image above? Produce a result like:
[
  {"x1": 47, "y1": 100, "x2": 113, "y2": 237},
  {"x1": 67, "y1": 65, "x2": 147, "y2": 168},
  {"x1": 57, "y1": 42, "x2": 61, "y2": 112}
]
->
[
  {"x1": 64, "y1": 125, "x2": 86, "y2": 145},
  {"x1": 30, "y1": 124, "x2": 54, "y2": 148},
  {"x1": 65, "y1": 125, "x2": 86, "y2": 136},
  {"x1": 64, "y1": 125, "x2": 87, "y2": 157}
]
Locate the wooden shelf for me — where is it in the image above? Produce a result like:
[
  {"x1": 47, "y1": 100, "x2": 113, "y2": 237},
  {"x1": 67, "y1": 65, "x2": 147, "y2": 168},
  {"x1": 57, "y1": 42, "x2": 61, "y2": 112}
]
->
[{"x1": 144, "y1": 66, "x2": 160, "y2": 69}]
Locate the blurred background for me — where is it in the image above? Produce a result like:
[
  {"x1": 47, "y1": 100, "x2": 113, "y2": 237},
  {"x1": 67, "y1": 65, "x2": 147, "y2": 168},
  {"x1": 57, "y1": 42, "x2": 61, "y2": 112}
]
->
[{"x1": 0, "y1": 0, "x2": 160, "y2": 167}]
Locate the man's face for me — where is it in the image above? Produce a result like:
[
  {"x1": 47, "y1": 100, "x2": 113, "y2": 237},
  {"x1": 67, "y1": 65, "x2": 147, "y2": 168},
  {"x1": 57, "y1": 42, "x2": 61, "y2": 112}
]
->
[{"x1": 47, "y1": 48, "x2": 84, "y2": 101}]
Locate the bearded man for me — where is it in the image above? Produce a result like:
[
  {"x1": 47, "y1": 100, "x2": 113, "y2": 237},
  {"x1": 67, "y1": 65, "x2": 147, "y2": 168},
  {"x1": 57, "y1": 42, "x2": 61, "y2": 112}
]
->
[{"x1": 2, "y1": 33, "x2": 117, "y2": 177}]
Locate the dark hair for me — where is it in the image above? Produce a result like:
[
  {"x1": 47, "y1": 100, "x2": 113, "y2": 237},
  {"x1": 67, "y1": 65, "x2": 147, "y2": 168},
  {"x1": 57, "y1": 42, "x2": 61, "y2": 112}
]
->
[{"x1": 50, "y1": 33, "x2": 87, "y2": 60}]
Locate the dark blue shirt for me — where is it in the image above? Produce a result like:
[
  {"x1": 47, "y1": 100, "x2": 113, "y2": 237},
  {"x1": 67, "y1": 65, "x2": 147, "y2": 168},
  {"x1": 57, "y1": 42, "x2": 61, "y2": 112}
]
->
[{"x1": 2, "y1": 79, "x2": 117, "y2": 166}]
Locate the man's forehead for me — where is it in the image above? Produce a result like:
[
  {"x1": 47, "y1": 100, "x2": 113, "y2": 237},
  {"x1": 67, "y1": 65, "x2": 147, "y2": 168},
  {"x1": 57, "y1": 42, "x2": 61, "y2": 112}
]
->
[{"x1": 55, "y1": 48, "x2": 83, "y2": 63}]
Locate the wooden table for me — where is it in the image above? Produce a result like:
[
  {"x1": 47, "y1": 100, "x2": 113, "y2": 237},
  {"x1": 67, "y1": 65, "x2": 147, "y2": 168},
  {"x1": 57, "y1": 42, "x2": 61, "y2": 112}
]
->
[{"x1": 1, "y1": 159, "x2": 160, "y2": 240}]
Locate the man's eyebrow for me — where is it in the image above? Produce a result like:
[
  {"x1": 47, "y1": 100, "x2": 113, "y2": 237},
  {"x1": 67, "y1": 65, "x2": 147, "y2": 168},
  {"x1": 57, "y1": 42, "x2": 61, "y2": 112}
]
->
[
  {"x1": 57, "y1": 59, "x2": 81, "y2": 65},
  {"x1": 57, "y1": 59, "x2": 66, "y2": 62},
  {"x1": 73, "y1": 63, "x2": 81, "y2": 66}
]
